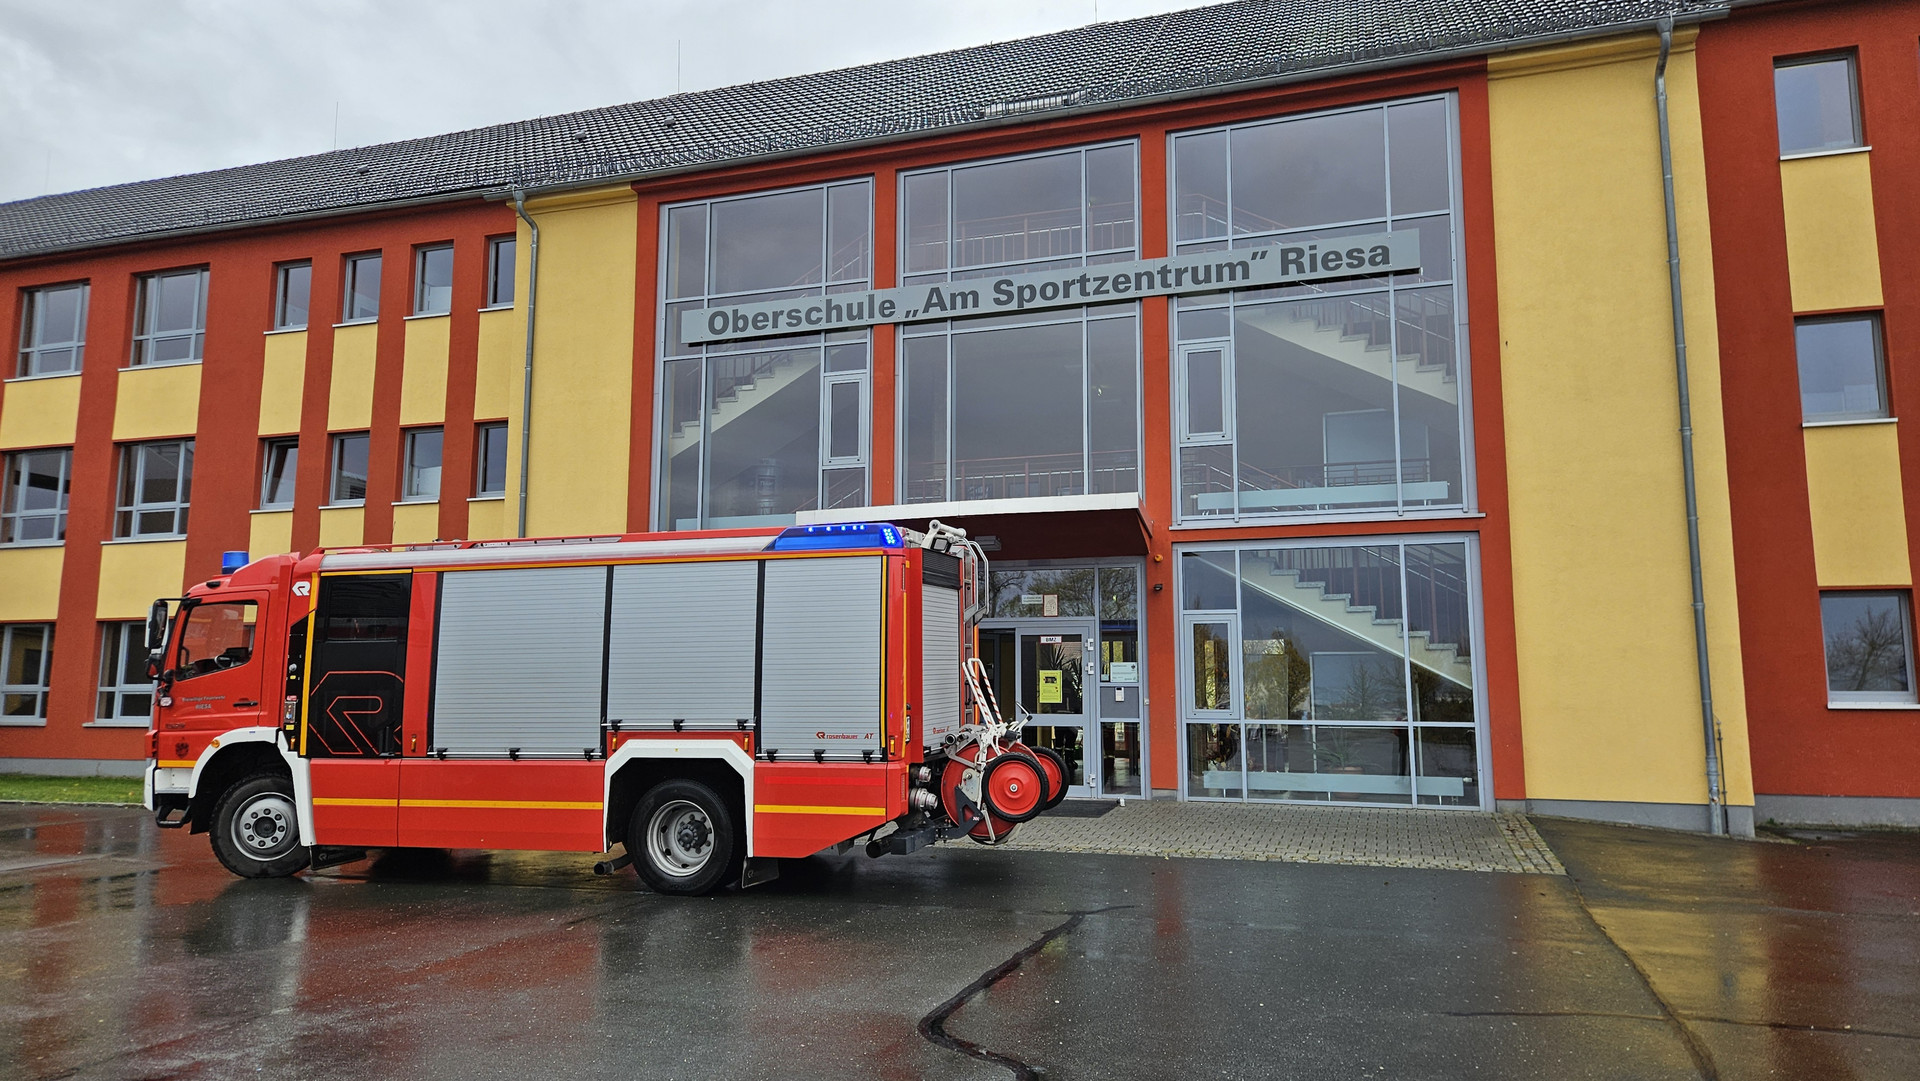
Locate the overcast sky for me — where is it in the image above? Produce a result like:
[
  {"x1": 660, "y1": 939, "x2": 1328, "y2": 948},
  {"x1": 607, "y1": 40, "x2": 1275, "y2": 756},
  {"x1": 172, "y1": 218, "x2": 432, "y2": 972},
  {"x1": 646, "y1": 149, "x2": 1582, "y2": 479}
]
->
[{"x1": 0, "y1": 0, "x2": 1220, "y2": 204}]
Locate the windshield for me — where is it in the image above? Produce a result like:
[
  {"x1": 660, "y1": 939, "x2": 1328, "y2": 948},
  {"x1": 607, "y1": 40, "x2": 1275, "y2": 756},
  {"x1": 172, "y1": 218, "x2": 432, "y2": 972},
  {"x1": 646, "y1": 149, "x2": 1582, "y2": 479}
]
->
[{"x1": 175, "y1": 601, "x2": 259, "y2": 680}]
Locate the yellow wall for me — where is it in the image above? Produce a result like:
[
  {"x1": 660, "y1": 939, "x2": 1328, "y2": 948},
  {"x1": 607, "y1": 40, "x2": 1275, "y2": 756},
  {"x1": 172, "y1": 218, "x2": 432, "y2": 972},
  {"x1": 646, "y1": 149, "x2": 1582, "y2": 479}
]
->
[
  {"x1": 1804, "y1": 423, "x2": 1910, "y2": 586},
  {"x1": 400, "y1": 316, "x2": 450, "y2": 426},
  {"x1": 521, "y1": 188, "x2": 635, "y2": 535},
  {"x1": 1489, "y1": 31, "x2": 1753, "y2": 809},
  {"x1": 114, "y1": 364, "x2": 200, "y2": 441},
  {"x1": 327, "y1": 323, "x2": 378, "y2": 431},
  {"x1": 317, "y1": 506, "x2": 365, "y2": 548},
  {"x1": 391, "y1": 501, "x2": 441, "y2": 544},
  {"x1": 466, "y1": 496, "x2": 509, "y2": 541},
  {"x1": 258, "y1": 331, "x2": 306, "y2": 435},
  {"x1": 1781, "y1": 152, "x2": 1882, "y2": 313},
  {"x1": 0, "y1": 375, "x2": 81, "y2": 449},
  {"x1": 474, "y1": 308, "x2": 521, "y2": 421},
  {"x1": 249, "y1": 510, "x2": 294, "y2": 560},
  {"x1": 0, "y1": 546, "x2": 64, "y2": 621},
  {"x1": 97, "y1": 541, "x2": 186, "y2": 618}
]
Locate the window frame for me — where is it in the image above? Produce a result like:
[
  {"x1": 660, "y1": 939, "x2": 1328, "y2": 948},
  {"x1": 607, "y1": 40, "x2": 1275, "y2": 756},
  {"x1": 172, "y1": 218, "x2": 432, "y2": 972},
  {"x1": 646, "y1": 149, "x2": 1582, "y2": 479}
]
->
[
  {"x1": 329, "y1": 431, "x2": 371, "y2": 506},
  {"x1": 259, "y1": 437, "x2": 299, "y2": 509},
  {"x1": 475, "y1": 421, "x2": 509, "y2": 496},
  {"x1": 402, "y1": 427, "x2": 444, "y2": 502},
  {"x1": 1820, "y1": 589, "x2": 1919, "y2": 706},
  {"x1": 413, "y1": 243, "x2": 454, "y2": 317},
  {"x1": 114, "y1": 439, "x2": 193, "y2": 538},
  {"x1": 486, "y1": 236, "x2": 517, "y2": 307},
  {"x1": 1795, "y1": 312, "x2": 1889, "y2": 423},
  {"x1": 130, "y1": 267, "x2": 208, "y2": 367},
  {"x1": 95, "y1": 621, "x2": 155, "y2": 725},
  {"x1": 16, "y1": 281, "x2": 89, "y2": 378},
  {"x1": 0, "y1": 622, "x2": 55, "y2": 724},
  {"x1": 1774, "y1": 51, "x2": 1865, "y2": 158},
  {"x1": 1, "y1": 447, "x2": 72, "y2": 545},
  {"x1": 342, "y1": 252, "x2": 382, "y2": 323},
  {"x1": 273, "y1": 261, "x2": 312, "y2": 330}
]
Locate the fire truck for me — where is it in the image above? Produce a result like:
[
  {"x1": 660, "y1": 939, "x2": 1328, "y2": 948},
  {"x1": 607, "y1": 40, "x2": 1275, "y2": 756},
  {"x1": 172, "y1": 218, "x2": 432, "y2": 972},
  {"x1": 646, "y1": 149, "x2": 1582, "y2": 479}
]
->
[{"x1": 143, "y1": 521, "x2": 1068, "y2": 894}]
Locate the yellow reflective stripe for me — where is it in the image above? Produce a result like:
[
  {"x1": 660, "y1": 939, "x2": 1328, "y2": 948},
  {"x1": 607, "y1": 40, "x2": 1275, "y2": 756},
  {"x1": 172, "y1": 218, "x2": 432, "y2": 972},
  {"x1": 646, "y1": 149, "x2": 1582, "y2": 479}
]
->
[
  {"x1": 754, "y1": 804, "x2": 886, "y2": 816},
  {"x1": 399, "y1": 799, "x2": 602, "y2": 810},
  {"x1": 313, "y1": 797, "x2": 398, "y2": 807},
  {"x1": 157, "y1": 760, "x2": 195, "y2": 768}
]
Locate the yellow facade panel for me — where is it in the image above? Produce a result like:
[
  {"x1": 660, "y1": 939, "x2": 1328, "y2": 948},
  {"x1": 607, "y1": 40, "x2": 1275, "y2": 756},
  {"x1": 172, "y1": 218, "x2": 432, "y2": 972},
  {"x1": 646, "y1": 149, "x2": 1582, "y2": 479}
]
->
[
  {"x1": 258, "y1": 332, "x2": 307, "y2": 435},
  {"x1": 474, "y1": 309, "x2": 521, "y2": 421},
  {"x1": 317, "y1": 506, "x2": 365, "y2": 548},
  {"x1": 1804, "y1": 423, "x2": 1911, "y2": 586},
  {"x1": 97, "y1": 541, "x2": 186, "y2": 618},
  {"x1": 391, "y1": 501, "x2": 441, "y2": 544},
  {"x1": 113, "y1": 365, "x2": 201, "y2": 441},
  {"x1": 466, "y1": 497, "x2": 508, "y2": 542},
  {"x1": 1781, "y1": 152, "x2": 1882, "y2": 314},
  {"x1": 400, "y1": 317, "x2": 450, "y2": 426},
  {"x1": 0, "y1": 546, "x2": 64, "y2": 621},
  {"x1": 248, "y1": 511, "x2": 295, "y2": 560},
  {"x1": 327, "y1": 323, "x2": 378, "y2": 431},
  {"x1": 1490, "y1": 32, "x2": 1752, "y2": 809},
  {"x1": 520, "y1": 187, "x2": 635, "y2": 536},
  {"x1": 0, "y1": 375, "x2": 81, "y2": 449}
]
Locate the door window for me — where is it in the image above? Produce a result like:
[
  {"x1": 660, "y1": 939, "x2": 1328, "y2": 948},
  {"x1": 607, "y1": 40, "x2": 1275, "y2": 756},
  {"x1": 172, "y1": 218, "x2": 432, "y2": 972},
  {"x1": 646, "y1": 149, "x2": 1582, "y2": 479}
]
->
[{"x1": 175, "y1": 602, "x2": 257, "y2": 680}]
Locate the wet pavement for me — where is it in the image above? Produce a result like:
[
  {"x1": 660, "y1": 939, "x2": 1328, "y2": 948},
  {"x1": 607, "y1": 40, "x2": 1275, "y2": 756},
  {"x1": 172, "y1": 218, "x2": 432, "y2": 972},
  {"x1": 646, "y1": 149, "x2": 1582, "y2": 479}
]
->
[{"x1": 0, "y1": 804, "x2": 1914, "y2": 1080}]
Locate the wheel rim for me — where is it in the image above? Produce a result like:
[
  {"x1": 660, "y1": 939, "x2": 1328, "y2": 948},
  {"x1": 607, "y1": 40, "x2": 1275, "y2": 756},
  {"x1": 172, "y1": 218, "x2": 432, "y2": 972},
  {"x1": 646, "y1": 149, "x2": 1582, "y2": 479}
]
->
[
  {"x1": 231, "y1": 792, "x2": 297, "y2": 860},
  {"x1": 984, "y1": 755, "x2": 1044, "y2": 820},
  {"x1": 646, "y1": 799, "x2": 715, "y2": 878}
]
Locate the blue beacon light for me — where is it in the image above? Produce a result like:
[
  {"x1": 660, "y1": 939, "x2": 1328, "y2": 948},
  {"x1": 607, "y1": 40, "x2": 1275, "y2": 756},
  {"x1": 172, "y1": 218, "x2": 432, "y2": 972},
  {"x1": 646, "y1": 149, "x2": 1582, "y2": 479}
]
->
[
  {"x1": 220, "y1": 551, "x2": 250, "y2": 574},
  {"x1": 766, "y1": 523, "x2": 904, "y2": 551}
]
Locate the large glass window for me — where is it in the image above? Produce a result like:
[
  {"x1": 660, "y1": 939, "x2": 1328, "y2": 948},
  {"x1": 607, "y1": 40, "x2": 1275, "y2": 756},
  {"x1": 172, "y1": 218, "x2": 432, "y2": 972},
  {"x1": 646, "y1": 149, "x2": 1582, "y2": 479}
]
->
[
  {"x1": 1, "y1": 623, "x2": 54, "y2": 721},
  {"x1": 901, "y1": 144, "x2": 1141, "y2": 503},
  {"x1": 97, "y1": 621, "x2": 153, "y2": 724},
  {"x1": 2, "y1": 448, "x2": 71, "y2": 544},
  {"x1": 1775, "y1": 54, "x2": 1862, "y2": 156},
  {"x1": 657, "y1": 181, "x2": 872, "y2": 529},
  {"x1": 17, "y1": 281, "x2": 87, "y2": 376},
  {"x1": 1796, "y1": 314, "x2": 1886, "y2": 422},
  {"x1": 1172, "y1": 97, "x2": 1467, "y2": 521},
  {"x1": 115, "y1": 440, "x2": 193, "y2": 538},
  {"x1": 131, "y1": 268, "x2": 207, "y2": 366},
  {"x1": 1821, "y1": 591, "x2": 1916, "y2": 705},
  {"x1": 1179, "y1": 540, "x2": 1481, "y2": 807}
]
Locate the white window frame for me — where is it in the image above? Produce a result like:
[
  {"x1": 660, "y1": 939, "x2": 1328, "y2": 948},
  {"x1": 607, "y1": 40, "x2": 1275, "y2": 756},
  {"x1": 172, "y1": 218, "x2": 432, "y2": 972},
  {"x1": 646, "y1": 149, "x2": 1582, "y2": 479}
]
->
[
  {"x1": 475, "y1": 422, "x2": 508, "y2": 496},
  {"x1": 1, "y1": 623, "x2": 55, "y2": 725},
  {"x1": 1795, "y1": 312, "x2": 1888, "y2": 423},
  {"x1": 259, "y1": 437, "x2": 299, "y2": 509},
  {"x1": 1821, "y1": 589, "x2": 1919, "y2": 706},
  {"x1": 342, "y1": 252, "x2": 381, "y2": 322},
  {"x1": 403, "y1": 427, "x2": 444, "y2": 501},
  {"x1": 1775, "y1": 52, "x2": 1864, "y2": 157},
  {"x1": 274, "y1": 261, "x2": 312, "y2": 330},
  {"x1": 96, "y1": 621, "x2": 155, "y2": 726},
  {"x1": 115, "y1": 439, "x2": 193, "y2": 538},
  {"x1": 414, "y1": 243, "x2": 454, "y2": 316},
  {"x1": 17, "y1": 281, "x2": 88, "y2": 377},
  {"x1": 329, "y1": 432, "x2": 370, "y2": 505},
  {"x1": 486, "y1": 236, "x2": 516, "y2": 307},
  {"x1": 1, "y1": 447, "x2": 72, "y2": 545},
  {"x1": 130, "y1": 267, "x2": 208, "y2": 367}
]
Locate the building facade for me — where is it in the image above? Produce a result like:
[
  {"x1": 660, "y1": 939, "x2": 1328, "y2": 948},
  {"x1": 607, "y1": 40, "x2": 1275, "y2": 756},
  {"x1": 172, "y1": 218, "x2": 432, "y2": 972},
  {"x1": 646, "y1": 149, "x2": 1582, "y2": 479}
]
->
[{"x1": 3, "y1": 0, "x2": 1916, "y2": 832}]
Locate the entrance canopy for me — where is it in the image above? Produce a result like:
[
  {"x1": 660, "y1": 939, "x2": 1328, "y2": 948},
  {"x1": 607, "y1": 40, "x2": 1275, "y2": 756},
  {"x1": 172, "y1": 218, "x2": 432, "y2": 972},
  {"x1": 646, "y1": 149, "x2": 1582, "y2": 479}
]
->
[{"x1": 796, "y1": 492, "x2": 1150, "y2": 560}]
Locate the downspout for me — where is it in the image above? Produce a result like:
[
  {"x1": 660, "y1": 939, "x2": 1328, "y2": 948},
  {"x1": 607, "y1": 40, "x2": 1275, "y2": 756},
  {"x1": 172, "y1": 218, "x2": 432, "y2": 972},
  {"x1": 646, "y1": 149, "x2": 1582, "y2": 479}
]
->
[
  {"x1": 510, "y1": 191, "x2": 541, "y2": 539},
  {"x1": 1655, "y1": 17, "x2": 1727, "y2": 836}
]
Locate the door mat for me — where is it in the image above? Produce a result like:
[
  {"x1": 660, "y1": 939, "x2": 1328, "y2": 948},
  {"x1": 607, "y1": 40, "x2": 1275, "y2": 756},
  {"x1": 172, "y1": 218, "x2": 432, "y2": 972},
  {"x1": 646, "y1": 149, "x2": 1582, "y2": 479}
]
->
[{"x1": 1044, "y1": 800, "x2": 1120, "y2": 819}]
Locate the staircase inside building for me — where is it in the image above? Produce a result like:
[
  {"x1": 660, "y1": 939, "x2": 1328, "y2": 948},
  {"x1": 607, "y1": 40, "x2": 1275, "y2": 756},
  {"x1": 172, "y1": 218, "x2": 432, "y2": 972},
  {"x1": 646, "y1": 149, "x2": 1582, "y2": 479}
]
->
[{"x1": 1238, "y1": 550, "x2": 1474, "y2": 689}]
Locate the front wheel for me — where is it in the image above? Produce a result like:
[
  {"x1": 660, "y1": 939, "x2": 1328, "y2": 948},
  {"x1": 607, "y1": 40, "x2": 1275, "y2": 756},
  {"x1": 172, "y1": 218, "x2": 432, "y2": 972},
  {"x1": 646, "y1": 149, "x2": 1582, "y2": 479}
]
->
[
  {"x1": 210, "y1": 773, "x2": 311, "y2": 879},
  {"x1": 627, "y1": 779, "x2": 740, "y2": 896}
]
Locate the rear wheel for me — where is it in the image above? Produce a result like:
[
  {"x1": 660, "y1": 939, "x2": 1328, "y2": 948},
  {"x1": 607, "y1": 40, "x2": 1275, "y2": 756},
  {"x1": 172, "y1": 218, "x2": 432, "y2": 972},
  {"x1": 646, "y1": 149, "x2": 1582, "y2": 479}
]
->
[
  {"x1": 210, "y1": 773, "x2": 311, "y2": 879},
  {"x1": 627, "y1": 779, "x2": 740, "y2": 896}
]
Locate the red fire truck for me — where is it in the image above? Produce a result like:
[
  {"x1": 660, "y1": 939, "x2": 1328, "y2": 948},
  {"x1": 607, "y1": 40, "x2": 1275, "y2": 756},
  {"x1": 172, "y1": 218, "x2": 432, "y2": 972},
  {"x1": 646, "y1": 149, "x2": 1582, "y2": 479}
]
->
[{"x1": 143, "y1": 521, "x2": 1067, "y2": 894}]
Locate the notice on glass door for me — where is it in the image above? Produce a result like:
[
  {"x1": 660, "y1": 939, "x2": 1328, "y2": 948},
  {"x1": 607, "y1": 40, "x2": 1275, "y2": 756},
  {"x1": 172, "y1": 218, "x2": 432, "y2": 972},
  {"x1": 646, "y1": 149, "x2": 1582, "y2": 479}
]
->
[{"x1": 1038, "y1": 670, "x2": 1064, "y2": 704}]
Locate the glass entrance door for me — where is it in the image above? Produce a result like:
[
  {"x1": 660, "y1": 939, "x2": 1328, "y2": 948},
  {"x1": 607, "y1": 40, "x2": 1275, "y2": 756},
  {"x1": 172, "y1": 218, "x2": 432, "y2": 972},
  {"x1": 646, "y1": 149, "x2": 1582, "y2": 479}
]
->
[{"x1": 978, "y1": 622, "x2": 1097, "y2": 798}]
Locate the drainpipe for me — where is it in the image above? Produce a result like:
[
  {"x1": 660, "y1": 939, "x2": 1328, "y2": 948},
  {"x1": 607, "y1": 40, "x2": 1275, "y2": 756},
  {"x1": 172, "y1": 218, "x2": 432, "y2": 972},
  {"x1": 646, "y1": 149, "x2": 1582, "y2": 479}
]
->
[
  {"x1": 1655, "y1": 17, "x2": 1727, "y2": 836},
  {"x1": 510, "y1": 191, "x2": 541, "y2": 539}
]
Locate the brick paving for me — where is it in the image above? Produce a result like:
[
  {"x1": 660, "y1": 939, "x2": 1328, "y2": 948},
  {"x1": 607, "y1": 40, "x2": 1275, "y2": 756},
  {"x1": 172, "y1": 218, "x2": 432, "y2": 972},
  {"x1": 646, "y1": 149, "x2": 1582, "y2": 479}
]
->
[{"x1": 997, "y1": 798, "x2": 1566, "y2": 875}]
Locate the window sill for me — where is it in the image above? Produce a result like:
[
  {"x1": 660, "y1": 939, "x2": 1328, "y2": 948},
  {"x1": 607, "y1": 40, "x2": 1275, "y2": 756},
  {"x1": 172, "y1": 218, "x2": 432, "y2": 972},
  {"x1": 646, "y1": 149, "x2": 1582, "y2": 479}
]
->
[
  {"x1": 394, "y1": 498, "x2": 440, "y2": 506},
  {"x1": 404, "y1": 312, "x2": 451, "y2": 322},
  {"x1": 85, "y1": 720, "x2": 151, "y2": 729},
  {"x1": 1803, "y1": 416, "x2": 1895, "y2": 429},
  {"x1": 0, "y1": 718, "x2": 48, "y2": 727},
  {"x1": 124, "y1": 359, "x2": 202, "y2": 371},
  {"x1": 479, "y1": 303, "x2": 515, "y2": 313},
  {"x1": 468, "y1": 494, "x2": 507, "y2": 503},
  {"x1": 320, "y1": 503, "x2": 366, "y2": 510},
  {"x1": 5, "y1": 370, "x2": 82, "y2": 384},
  {"x1": 1828, "y1": 701, "x2": 1920, "y2": 710},
  {"x1": 1170, "y1": 508, "x2": 1487, "y2": 530},
  {"x1": 1781, "y1": 145, "x2": 1870, "y2": 162},
  {"x1": 0, "y1": 539, "x2": 65, "y2": 549},
  {"x1": 333, "y1": 318, "x2": 378, "y2": 329},
  {"x1": 103, "y1": 535, "x2": 185, "y2": 545},
  {"x1": 251, "y1": 507, "x2": 294, "y2": 515},
  {"x1": 264, "y1": 325, "x2": 307, "y2": 336}
]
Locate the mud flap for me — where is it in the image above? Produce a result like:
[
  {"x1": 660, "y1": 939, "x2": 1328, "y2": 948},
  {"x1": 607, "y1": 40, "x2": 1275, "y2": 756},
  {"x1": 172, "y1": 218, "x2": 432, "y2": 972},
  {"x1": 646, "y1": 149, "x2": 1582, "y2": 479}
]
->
[{"x1": 739, "y1": 856, "x2": 781, "y2": 889}]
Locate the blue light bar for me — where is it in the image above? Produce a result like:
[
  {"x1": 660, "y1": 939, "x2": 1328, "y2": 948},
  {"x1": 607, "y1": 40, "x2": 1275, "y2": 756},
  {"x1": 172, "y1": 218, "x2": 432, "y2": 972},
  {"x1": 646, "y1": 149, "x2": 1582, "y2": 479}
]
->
[
  {"x1": 220, "y1": 550, "x2": 250, "y2": 574},
  {"x1": 766, "y1": 523, "x2": 904, "y2": 552}
]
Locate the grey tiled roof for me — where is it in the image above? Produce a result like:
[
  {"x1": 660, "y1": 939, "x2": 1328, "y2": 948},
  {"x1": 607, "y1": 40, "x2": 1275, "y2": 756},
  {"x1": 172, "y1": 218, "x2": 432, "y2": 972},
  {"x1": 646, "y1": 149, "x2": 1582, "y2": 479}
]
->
[{"x1": 0, "y1": 0, "x2": 1728, "y2": 261}]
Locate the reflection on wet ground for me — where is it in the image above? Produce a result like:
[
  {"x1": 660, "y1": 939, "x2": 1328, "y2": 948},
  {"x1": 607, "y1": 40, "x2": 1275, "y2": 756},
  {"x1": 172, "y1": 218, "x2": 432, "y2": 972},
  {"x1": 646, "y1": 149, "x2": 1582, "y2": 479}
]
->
[{"x1": 0, "y1": 805, "x2": 1914, "y2": 1080}]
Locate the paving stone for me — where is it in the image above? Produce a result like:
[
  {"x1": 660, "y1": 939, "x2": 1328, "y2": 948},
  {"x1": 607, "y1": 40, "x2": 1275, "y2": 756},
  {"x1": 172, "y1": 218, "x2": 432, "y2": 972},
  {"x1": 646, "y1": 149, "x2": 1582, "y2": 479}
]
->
[{"x1": 996, "y1": 798, "x2": 1565, "y2": 875}]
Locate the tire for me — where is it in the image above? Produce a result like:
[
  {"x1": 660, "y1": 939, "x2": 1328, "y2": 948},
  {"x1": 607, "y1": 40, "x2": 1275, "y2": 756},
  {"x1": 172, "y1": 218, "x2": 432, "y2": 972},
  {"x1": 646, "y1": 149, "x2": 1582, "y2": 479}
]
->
[
  {"x1": 1028, "y1": 746, "x2": 1070, "y2": 811},
  {"x1": 981, "y1": 751, "x2": 1047, "y2": 824},
  {"x1": 210, "y1": 773, "x2": 311, "y2": 879},
  {"x1": 627, "y1": 779, "x2": 740, "y2": 896}
]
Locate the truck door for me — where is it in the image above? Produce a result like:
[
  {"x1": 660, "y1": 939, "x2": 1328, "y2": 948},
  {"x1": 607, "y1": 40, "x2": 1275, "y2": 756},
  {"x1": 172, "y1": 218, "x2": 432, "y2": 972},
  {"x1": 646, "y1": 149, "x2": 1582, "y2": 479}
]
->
[
  {"x1": 302, "y1": 573, "x2": 410, "y2": 847},
  {"x1": 168, "y1": 594, "x2": 269, "y2": 734}
]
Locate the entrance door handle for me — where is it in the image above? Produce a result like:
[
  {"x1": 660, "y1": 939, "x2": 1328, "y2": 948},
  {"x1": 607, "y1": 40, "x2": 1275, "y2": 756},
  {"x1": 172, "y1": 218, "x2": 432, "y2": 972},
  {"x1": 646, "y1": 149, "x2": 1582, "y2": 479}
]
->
[{"x1": 234, "y1": 700, "x2": 259, "y2": 709}]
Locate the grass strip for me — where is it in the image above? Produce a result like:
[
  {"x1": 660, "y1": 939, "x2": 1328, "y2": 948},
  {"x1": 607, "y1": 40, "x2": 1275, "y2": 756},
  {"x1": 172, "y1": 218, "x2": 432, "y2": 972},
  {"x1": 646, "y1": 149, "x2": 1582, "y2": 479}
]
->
[{"x1": 0, "y1": 774, "x2": 143, "y2": 805}]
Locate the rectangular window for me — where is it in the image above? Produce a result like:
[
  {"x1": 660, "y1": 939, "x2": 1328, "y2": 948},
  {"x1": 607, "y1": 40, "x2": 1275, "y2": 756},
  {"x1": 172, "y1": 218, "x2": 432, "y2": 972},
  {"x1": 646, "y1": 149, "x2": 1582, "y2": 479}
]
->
[
  {"x1": 17, "y1": 281, "x2": 88, "y2": 377},
  {"x1": 900, "y1": 145, "x2": 1141, "y2": 505},
  {"x1": 131, "y1": 267, "x2": 207, "y2": 366},
  {"x1": 274, "y1": 261, "x2": 312, "y2": 330},
  {"x1": 115, "y1": 439, "x2": 193, "y2": 538},
  {"x1": 404, "y1": 428, "x2": 443, "y2": 500},
  {"x1": 96, "y1": 621, "x2": 153, "y2": 724},
  {"x1": 330, "y1": 432, "x2": 370, "y2": 504},
  {"x1": 1170, "y1": 95, "x2": 1467, "y2": 522},
  {"x1": 476, "y1": 422, "x2": 508, "y2": 496},
  {"x1": 487, "y1": 236, "x2": 516, "y2": 306},
  {"x1": 260, "y1": 438, "x2": 299, "y2": 509},
  {"x1": 414, "y1": 244, "x2": 454, "y2": 316},
  {"x1": 1, "y1": 448, "x2": 71, "y2": 544},
  {"x1": 1, "y1": 623, "x2": 54, "y2": 721},
  {"x1": 1796, "y1": 314, "x2": 1887, "y2": 421},
  {"x1": 343, "y1": 252, "x2": 381, "y2": 321},
  {"x1": 1822, "y1": 590, "x2": 1917, "y2": 705},
  {"x1": 1776, "y1": 54, "x2": 1863, "y2": 156},
  {"x1": 656, "y1": 180, "x2": 873, "y2": 529}
]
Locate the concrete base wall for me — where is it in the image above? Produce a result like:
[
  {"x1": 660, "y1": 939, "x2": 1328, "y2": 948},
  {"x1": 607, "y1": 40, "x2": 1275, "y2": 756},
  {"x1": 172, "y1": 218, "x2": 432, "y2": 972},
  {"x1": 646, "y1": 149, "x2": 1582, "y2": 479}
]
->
[
  {"x1": 1497, "y1": 797, "x2": 1756, "y2": 837},
  {"x1": 0, "y1": 758, "x2": 146, "y2": 778},
  {"x1": 1755, "y1": 793, "x2": 1920, "y2": 829}
]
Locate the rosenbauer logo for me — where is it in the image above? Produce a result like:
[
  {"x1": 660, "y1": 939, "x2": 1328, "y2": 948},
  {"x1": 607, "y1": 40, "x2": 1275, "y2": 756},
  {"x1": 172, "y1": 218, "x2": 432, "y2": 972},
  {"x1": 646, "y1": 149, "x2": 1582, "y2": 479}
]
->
[{"x1": 816, "y1": 731, "x2": 874, "y2": 740}]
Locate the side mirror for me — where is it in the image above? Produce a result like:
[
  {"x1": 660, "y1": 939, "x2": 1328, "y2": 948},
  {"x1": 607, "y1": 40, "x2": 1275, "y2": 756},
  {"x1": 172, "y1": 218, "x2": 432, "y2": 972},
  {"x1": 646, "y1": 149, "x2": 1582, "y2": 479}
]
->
[{"x1": 146, "y1": 600, "x2": 170, "y2": 653}]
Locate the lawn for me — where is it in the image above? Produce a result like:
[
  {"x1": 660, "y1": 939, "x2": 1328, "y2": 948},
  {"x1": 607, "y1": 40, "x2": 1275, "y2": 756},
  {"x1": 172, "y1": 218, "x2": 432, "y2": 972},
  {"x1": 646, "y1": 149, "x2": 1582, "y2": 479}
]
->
[{"x1": 0, "y1": 774, "x2": 143, "y2": 805}]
